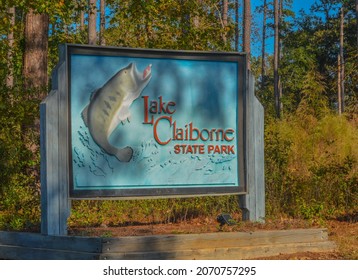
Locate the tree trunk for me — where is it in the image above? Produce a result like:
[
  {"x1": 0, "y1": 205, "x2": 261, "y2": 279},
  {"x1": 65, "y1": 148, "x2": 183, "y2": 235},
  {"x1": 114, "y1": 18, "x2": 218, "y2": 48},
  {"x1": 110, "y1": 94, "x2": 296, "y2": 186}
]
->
[
  {"x1": 261, "y1": 0, "x2": 267, "y2": 89},
  {"x1": 77, "y1": 0, "x2": 85, "y2": 32},
  {"x1": 243, "y1": 0, "x2": 251, "y2": 69},
  {"x1": 100, "y1": 0, "x2": 106, "y2": 45},
  {"x1": 80, "y1": 11, "x2": 85, "y2": 31},
  {"x1": 235, "y1": 0, "x2": 239, "y2": 51},
  {"x1": 278, "y1": 0, "x2": 283, "y2": 114},
  {"x1": 23, "y1": 9, "x2": 49, "y2": 95},
  {"x1": 22, "y1": 9, "x2": 49, "y2": 189},
  {"x1": 356, "y1": 0, "x2": 358, "y2": 53},
  {"x1": 339, "y1": 6, "x2": 345, "y2": 114},
  {"x1": 6, "y1": 7, "x2": 15, "y2": 88},
  {"x1": 222, "y1": 0, "x2": 228, "y2": 44},
  {"x1": 338, "y1": 53, "x2": 342, "y2": 115},
  {"x1": 88, "y1": 0, "x2": 97, "y2": 45},
  {"x1": 274, "y1": 0, "x2": 280, "y2": 118}
]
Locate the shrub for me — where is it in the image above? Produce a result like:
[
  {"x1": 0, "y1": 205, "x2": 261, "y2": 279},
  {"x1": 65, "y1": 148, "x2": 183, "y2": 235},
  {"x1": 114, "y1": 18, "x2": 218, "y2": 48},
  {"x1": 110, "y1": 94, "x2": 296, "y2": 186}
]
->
[
  {"x1": 265, "y1": 112, "x2": 358, "y2": 218},
  {"x1": 68, "y1": 196, "x2": 242, "y2": 227}
]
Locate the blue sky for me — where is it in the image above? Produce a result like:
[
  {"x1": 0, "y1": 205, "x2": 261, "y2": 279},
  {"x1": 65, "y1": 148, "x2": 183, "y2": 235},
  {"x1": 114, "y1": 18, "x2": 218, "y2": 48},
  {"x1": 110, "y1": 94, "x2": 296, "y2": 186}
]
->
[
  {"x1": 289, "y1": 0, "x2": 317, "y2": 13},
  {"x1": 251, "y1": 0, "x2": 317, "y2": 56},
  {"x1": 252, "y1": 0, "x2": 316, "y2": 14}
]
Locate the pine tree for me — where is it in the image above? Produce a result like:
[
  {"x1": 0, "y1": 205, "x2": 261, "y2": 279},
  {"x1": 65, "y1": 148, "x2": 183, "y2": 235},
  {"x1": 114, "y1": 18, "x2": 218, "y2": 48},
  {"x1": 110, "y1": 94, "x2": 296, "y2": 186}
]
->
[
  {"x1": 100, "y1": 0, "x2": 106, "y2": 45},
  {"x1": 274, "y1": 0, "x2": 280, "y2": 118},
  {"x1": 6, "y1": 7, "x2": 15, "y2": 88},
  {"x1": 243, "y1": 0, "x2": 251, "y2": 69},
  {"x1": 261, "y1": 0, "x2": 267, "y2": 90},
  {"x1": 23, "y1": 9, "x2": 49, "y2": 94},
  {"x1": 338, "y1": 6, "x2": 345, "y2": 115},
  {"x1": 88, "y1": 0, "x2": 97, "y2": 45}
]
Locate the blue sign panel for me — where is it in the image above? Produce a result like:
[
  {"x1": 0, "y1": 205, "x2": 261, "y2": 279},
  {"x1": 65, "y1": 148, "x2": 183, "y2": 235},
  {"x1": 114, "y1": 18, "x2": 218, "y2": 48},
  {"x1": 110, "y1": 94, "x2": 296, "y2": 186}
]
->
[{"x1": 68, "y1": 45, "x2": 246, "y2": 198}]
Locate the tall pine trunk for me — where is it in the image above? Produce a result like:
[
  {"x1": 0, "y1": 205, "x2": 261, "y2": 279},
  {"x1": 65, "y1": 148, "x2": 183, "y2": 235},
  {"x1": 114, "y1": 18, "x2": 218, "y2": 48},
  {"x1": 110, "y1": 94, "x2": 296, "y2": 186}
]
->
[
  {"x1": 243, "y1": 0, "x2": 251, "y2": 69},
  {"x1": 88, "y1": 0, "x2": 97, "y2": 45},
  {"x1": 222, "y1": 0, "x2": 228, "y2": 44},
  {"x1": 100, "y1": 0, "x2": 106, "y2": 45},
  {"x1": 23, "y1": 9, "x2": 49, "y2": 95},
  {"x1": 278, "y1": 0, "x2": 283, "y2": 114},
  {"x1": 261, "y1": 0, "x2": 267, "y2": 89},
  {"x1": 235, "y1": 0, "x2": 239, "y2": 51},
  {"x1": 356, "y1": 0, "x2": 358, "y2": 52},
  {"x1": 274, "y1": 0, "x2": 280, "y2": 118},
  {"x1": 22, "y1": 8, "x2": 49, "y2": 189},
  {"x1": 80, "y1": 11, "x2": 85, "y2": 31},
  {"x1": 6, "y1": 7, "x2": 15, "y2": 88},
  {"x1": 338, "y1": 52, "x2": 342, "y2": 115},
  {"x1": 77, "y1": 0, "x2": 85, "y2": 32},
  {"x1": 338, "y1": 7, "x2": 345, "y2": 114}
]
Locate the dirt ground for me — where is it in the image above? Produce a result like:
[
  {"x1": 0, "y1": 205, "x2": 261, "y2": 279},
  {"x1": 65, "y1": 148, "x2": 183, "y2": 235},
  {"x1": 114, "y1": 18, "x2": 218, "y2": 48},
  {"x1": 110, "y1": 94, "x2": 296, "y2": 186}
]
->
[{"x1": 69, "y1": 212, "x2": 358, "y2": 260}]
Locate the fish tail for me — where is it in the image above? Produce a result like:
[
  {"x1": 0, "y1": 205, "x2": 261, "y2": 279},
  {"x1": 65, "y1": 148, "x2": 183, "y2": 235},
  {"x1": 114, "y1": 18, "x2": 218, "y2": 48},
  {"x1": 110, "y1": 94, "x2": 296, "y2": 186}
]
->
[{"x1": 114, "y1": 146, "x2": 133, "y2": 162}]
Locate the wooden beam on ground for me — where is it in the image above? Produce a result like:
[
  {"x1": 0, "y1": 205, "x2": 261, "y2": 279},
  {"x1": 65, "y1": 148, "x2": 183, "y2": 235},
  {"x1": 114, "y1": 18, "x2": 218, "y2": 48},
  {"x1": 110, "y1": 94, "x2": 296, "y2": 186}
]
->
[{"x1": 0, "y1": 229, "x2": 336, "y2": 260}]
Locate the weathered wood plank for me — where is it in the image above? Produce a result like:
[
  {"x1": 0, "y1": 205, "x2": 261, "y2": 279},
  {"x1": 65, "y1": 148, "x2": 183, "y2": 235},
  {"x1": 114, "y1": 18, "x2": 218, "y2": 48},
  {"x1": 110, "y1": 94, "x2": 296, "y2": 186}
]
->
[
  {"x1": 0, "y1": 231, "x2": 102, "y2": 253},
  {"x1": 0, "y1": 229, "x2": 336, "y2": 260},
  {"x1": 0, "y1": 245, "x2": 99, "y2": 260},
  {"x1": 57, "y1": 57, "x2": 71, "y2": 235},
  {"x1": 253, "y1": 90, "x2": 265, "y2": 219},
  {"x1": 102, "y1": 229, "x2": 330, "y2": 253},
  {"x1": 100, "y1": 241, "x2": 337, "y2": 260},
  {"x1": 40, "y1": 45, "x2": 70, "y2": 236},
  {"x1": 239, "y1": 71, "x2": 265, "y2": 222},
  {"x1": 40, "y1": 89, "x2": 60, "y2": 235}
]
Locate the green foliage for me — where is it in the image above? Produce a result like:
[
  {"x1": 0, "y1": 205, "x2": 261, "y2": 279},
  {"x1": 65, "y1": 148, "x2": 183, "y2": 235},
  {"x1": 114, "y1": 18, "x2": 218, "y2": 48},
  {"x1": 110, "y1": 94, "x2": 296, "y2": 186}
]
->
[
  {"x1": 0, "y1": 184, "x2": 40, "y2": 231},
  {"x1": 254, "y1": 0, "x2": 357, "y2": 117},
  {"x1": 105, "y1": 0, "x2": 235, "y2": 51},
  {"x1": 0, "y1": 84, "x2": 41, "y2": 231},
  {"x1": 265, "y1": 112, "x2": 358, "y2": 219},
  {"x1": 0, "y1": 86, "x2": 40, "y2": 187}
]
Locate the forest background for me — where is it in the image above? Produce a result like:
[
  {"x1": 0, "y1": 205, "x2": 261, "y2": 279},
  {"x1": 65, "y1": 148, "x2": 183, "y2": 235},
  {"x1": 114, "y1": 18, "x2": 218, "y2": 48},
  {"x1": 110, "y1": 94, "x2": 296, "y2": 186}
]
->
[{"x1": 0, "y1": 0, "x2": 357, "y2": 233}]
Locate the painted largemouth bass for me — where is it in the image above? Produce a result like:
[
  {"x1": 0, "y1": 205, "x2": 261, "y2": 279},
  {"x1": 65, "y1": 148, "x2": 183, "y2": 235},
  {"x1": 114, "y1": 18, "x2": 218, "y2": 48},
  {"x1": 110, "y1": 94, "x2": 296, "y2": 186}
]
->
[{"x1": 82, "y1": 63, "x2": 152, "y2": 162}]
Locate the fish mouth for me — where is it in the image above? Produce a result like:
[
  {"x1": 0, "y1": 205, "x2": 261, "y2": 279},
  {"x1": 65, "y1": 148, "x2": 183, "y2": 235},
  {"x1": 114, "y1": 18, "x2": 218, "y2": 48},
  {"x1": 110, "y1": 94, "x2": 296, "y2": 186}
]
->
[
  {"x1": 131, "y1": 63, "x2": 152, "y2": 88},
  {"x1": 143, "y1": 64, "x2": 152, "y2": 80}
]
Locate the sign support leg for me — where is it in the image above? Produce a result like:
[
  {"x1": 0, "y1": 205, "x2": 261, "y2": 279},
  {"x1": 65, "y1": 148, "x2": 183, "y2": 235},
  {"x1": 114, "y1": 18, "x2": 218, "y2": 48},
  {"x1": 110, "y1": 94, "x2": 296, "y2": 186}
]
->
[
  {"x1": 239, "y1": 72, "x2": 265, "y2": 222},
  {"x1": 40, "y1": 56, "x2": 70, "y2": 235}
]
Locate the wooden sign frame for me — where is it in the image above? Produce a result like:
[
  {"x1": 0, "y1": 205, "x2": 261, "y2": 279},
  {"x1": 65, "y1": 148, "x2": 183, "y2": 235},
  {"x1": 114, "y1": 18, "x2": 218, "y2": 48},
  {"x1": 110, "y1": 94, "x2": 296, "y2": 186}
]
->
[{"x1": 40, "y1": 44, "x2": 265, "y2": 235}]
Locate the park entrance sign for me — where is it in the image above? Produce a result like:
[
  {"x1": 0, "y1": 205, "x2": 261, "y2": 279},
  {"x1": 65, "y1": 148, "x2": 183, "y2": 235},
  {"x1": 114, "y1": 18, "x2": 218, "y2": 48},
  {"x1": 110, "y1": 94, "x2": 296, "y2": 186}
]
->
[
  {"x1": 69, "y1": 45, "x2": 245, "y2": 197},
  {"x1": 40, "y1": 44, "x2": 264, "y2": 235}
]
